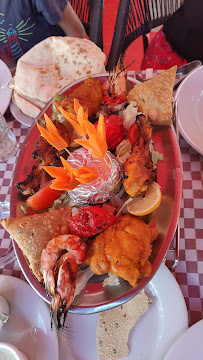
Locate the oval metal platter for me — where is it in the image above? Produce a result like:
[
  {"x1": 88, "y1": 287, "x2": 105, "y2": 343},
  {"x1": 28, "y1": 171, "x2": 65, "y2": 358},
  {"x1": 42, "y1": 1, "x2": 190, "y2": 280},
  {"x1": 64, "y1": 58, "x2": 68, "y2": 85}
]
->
[{"x1": 10, "y1": 74, "x2": 183, "y2": 314}]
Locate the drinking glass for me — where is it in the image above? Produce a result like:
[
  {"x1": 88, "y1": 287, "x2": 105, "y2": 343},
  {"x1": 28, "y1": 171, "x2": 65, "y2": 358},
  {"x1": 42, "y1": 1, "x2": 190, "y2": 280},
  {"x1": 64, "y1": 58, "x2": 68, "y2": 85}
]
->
[
  {"x1": 0, "y1": 199, "x2": 16, "y2": 266},
  {"x1": 0, "y1": 112, "x2": 18, "y2": 265},
  {"x1": 0, "y1": 112, "x2": 19, "y2": 162}
]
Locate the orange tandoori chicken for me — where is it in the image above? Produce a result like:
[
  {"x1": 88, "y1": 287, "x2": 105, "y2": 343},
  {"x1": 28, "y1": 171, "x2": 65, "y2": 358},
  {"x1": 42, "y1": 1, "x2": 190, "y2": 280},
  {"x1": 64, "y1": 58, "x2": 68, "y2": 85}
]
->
[
  {"x1": 123, "y1": 114, "x2": 155, "y2": 198},
  {"x1": 84, "y1": 214, "x2": 158, "y2": 287},
  {"x1": 53, "y1": 77, "x2": 103, "y2": 116}
]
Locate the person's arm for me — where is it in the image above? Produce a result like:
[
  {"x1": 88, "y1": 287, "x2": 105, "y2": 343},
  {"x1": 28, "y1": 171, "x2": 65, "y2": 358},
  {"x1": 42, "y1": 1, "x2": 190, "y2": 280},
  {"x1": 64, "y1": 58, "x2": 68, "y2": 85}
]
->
[{"x1": 59, "y1": 2, "x2": 86, "y2": 38}]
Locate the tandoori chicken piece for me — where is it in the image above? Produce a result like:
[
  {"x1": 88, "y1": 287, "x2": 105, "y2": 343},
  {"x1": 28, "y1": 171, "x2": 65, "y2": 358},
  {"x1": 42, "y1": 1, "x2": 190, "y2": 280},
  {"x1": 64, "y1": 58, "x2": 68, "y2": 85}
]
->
[
  {"x1": 54, "y1": 77, "x2": 103, "y2": 116},
  {"x1": 17, "y1": 120, "x2": 70, "y2": 196},
  {"x1": 17, "y1": 158, "x2": 45, "y2": 196},
  {"x1": 123, "y1": 114, "x2": 155, "y2": 197},
  {"x1": 84, "y1": 214, "x2": 158, "y2": 287}
]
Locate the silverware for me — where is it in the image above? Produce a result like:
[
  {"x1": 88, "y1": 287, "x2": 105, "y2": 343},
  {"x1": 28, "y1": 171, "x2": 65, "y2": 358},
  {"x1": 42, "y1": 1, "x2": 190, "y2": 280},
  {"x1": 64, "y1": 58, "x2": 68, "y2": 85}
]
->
[{"x1": 135, "y1": 60, "x2": 202, "y2": 89}]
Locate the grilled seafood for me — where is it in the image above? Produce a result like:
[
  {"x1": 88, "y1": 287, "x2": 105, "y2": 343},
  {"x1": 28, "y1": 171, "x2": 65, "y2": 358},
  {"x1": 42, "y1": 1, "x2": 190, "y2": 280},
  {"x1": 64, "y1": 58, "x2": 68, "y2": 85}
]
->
[
  {"x1": 17, "y1": 120, "x2": 70, "y2": 196},
  {"x1": 40, "y1": 234, "x2": 86, "y2": 328},
  {"x1": 123, "y1": 114, "x2": 155, "y2": 197},
  {"x1": 102, "y1": 55, "x2": 127, "y2": 112},
  {"x1": 51, "y1": 252, "x2": 79, "y2": 328}
]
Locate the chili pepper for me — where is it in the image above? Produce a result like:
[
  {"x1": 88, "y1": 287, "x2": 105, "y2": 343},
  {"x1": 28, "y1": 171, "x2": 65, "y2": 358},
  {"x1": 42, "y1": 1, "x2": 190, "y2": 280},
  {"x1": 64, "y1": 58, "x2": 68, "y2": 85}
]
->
[{"x1": 68, "y1": 205, "x2": 117, "y2": 237}]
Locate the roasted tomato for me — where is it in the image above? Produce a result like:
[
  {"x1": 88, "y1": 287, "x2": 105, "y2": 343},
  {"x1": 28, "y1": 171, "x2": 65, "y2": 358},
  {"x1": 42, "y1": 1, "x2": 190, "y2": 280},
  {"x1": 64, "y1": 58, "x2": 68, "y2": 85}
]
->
[
  {"x1": 68, "y1": 205, "x2": 117, "y2": 237},
  {"x1": 27, "y1": 181, "x2": 62, "y2": 211},
  {"x1": 95, "y1": 114, "x2": 125, "y2": 151}
]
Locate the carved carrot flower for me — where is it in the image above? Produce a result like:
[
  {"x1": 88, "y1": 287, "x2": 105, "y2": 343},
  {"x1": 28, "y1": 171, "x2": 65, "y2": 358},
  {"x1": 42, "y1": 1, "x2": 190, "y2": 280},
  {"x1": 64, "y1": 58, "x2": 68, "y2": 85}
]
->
[
  {"x1": 43, "y1": 157, "x2": 79, "y2": 191},
  {"x1": 37, "y1": 113, "x2": 68, "y2": 151},
  {"x1": 58, "y1": 99, "x2": 87, "y2": 137},
  {"x1": 75, "y1": 114, "x2": 107, "y2": 159},
  {"x1": 43, "y1": 157, "x2": 99, "y2": 191},
  {"x1": 73, "y1": 166, "x2": 99, "y2": 184}
]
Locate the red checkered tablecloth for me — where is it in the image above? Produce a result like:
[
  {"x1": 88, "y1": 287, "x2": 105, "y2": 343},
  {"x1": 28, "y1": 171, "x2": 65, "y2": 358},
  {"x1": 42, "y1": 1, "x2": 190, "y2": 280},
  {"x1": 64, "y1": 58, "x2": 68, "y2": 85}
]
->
[{"x1": 0, "y1": 71, "x2": 203, "y2": 327}]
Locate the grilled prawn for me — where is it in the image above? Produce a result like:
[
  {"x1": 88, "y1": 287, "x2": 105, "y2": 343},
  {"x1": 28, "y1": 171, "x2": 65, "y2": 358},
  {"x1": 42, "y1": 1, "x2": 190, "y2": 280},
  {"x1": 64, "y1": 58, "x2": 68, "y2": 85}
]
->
[
  {"x1": 102, "y1": 55, "x2": 127, "y2": 112},
  {"x1": 40, "y1": 234, "x2": 86, "y2": 329}
]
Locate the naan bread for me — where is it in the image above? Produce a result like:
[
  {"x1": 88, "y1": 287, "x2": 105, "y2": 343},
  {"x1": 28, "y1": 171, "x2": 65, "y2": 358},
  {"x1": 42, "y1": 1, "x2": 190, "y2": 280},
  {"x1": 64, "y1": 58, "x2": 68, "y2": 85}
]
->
[
  {"x1": 12, "y1": 90, "x2": 46, "y2": 119},
  {"x1": 0, "y1": 207, "x2": 71, "y2": 282},
  {"x1": 96, "y1": 290, "x2": 150, "y2": 360},
  {"x1": 10, "y1": 36, "x2": 106, "y2": 118},
  {"x1": 128, "y1": 66, "x2": 177, "y2": 126}
]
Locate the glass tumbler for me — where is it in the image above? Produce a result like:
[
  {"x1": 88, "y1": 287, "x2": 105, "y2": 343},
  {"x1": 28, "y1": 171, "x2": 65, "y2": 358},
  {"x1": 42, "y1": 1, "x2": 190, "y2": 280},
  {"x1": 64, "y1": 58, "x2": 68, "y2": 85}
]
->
[
  {"x1": 0, "y1": 112, "x2": 19, "y2": 162},
  {"x1": 0, "y1": 112, "x2": 18, "y2": 265}
]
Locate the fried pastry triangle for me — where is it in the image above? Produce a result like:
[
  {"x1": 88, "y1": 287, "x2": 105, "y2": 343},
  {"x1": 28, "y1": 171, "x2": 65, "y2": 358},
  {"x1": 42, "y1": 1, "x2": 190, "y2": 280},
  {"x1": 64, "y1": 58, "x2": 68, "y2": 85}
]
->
[
  {"x1": 128, "y1": 66, "x2": 177, "y2": 125},
  {"x1": 0, "y1": 207, "x2": 71, "y2": 282}
]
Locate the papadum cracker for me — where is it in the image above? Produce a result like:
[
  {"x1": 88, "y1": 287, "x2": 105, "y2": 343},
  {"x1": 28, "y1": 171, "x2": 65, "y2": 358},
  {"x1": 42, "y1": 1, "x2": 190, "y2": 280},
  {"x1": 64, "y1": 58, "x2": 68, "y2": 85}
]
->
[{"x1": 96, "y1": 289, "x2": 150, "y2": 360}]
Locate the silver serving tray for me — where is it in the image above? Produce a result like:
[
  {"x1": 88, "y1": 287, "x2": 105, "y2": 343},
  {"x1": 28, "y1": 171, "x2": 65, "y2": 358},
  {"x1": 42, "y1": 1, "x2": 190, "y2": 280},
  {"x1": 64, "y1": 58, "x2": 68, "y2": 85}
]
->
[{"x1": 11, "y1": 74, "x2": 182, "y2": 314}]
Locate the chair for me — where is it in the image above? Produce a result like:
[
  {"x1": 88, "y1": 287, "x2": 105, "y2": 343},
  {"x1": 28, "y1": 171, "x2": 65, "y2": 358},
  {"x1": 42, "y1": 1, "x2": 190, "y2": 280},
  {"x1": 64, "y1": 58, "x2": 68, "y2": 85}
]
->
[
  {"x1": 69, "y1": 0, "x2": 104, "y2": 50},
  {"x1": 106, "y1": 0, "x2": 183, "y2": 70}
]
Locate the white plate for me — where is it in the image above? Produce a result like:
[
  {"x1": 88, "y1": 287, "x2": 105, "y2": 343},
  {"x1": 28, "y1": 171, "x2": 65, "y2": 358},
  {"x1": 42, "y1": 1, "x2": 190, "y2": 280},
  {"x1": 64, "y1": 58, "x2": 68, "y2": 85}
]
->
[
  {"x1": 175, "y1": 65, "x2": 203, "y2": 155},
  {"x1": 10, "y1": 101, "x2": 34, "y2": 127},
  {"x1": 0, "y1": 59, "x2": 12, "y2": 114},
  {"x1": 58, "y1": 264, "x2": 188, "y2": 360},
  {"x1": 164, "y1": 319, "x2": 203, "y2": 360},
  {"x1": 0, "y1": 275, "x2": 59, "y2": 360}
]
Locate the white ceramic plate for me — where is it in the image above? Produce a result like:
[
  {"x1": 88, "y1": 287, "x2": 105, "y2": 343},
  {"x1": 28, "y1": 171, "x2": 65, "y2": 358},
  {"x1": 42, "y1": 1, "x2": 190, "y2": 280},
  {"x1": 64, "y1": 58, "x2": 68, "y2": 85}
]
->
[
  {"x1": 164, "y1": 319, "x2": 203, "y2": 360},
  {"x1": 10, "y1": 101, "x2": 34, "y2": 127},
  {"x1": 0, "y1": 59, "x2": 12, "y2": 114},
  {"x1": 175, "y1": 65, "x2": 203, "y2": 155},
  {"x1": 58, "y1": 264, "x2": 188, "y2": 360},
  {"x1": 0, "y1": 275, "x2": 59, "y2": 360}
]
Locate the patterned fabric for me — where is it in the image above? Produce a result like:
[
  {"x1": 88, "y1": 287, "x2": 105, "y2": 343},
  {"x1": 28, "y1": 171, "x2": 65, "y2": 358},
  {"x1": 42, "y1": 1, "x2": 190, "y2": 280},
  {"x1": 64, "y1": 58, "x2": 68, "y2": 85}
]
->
[
  {"x1": 141, "y1": 28, "x2": 188, "y2": 70},
  {"x1": 0, "y1": 0, "x2": 67, "y2": 68}
]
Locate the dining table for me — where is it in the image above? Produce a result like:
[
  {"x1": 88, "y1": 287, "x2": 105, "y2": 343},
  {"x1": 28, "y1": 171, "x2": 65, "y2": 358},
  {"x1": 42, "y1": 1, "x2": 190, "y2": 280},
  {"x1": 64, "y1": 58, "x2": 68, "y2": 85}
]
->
[{"x1": 0, "y1": 68, "x2": 202, "y2": 336}]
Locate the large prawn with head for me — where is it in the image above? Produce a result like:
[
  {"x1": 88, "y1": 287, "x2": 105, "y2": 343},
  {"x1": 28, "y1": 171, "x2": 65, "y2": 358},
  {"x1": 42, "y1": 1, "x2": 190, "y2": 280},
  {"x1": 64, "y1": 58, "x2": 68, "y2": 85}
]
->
[
  {"x1": 41, "y1": 234, "x2": 86, "y2": 329},
  {"x1": 102, "y1": 55, "x2": 127, "y2": 112}
]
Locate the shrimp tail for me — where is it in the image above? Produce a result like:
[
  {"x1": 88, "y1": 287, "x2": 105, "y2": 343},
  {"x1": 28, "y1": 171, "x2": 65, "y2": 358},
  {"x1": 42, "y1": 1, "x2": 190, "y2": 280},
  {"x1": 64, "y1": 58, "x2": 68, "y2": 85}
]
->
[
  {"x1": 53, "y1": 252, "x2": 79, "y2": 329},
  {"x1": 40, "y1": 234, "x2": 86, "y2": 329}
]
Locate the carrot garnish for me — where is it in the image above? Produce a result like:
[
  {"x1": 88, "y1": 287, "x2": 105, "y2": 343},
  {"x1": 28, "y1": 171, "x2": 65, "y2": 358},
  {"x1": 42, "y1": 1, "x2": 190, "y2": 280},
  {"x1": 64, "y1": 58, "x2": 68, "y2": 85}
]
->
[
  {"x1": 58, "y1": 101, "x2": 107, "y2": 159},
  {"x1": 43, "y1": 157, "x2": 79, "y2": 191},
  {"x1": 43, "y1": 157, "x2": 99, "y2": 191},
  {"x1": 58, "y1": 104, "x2": 87, "y2": 137},
  {"x1": 75, "y1": 114, "x2": 107, "y2": 159},
  {"x1": 37, "y1": 113, "x2": 68, "y2": 151},
  {"x1": 73, "y1": 166, "x2": 99, "y2": 184},
  {"x1": 74, "y1": 98, "x2": 81, "y2": 114}
]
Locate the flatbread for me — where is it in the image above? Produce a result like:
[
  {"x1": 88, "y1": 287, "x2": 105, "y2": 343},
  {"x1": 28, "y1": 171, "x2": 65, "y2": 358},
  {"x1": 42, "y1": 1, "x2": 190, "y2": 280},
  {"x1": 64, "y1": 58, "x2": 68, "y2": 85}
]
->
[
  {"x1": 10, "y1": 36, "x2": 106, "y2": 118},
  {"x1": 96, "y1": 290, "x2": 150, "y2": 360},
  {"x1": 127, "y1": 66, "x2": 177, "y2": 126},
  {"x1": 0, "y1": 207, "x2": 71, "y2": 282},
  {"x1": 12, "y1": 90, "x2": 46, "y2": 119}
]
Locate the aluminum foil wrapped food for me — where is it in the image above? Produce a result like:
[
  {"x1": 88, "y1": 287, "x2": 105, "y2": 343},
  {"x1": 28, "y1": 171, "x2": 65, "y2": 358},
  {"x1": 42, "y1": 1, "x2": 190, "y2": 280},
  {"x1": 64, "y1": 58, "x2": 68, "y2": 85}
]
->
[{"x1": 67, "y1": 148, "x2": 123, "y2": 204}]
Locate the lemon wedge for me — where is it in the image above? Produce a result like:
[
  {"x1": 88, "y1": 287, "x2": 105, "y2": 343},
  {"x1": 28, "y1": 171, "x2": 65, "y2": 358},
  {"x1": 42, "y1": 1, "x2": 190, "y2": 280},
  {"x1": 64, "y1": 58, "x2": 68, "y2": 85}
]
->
[{"x1": 127, "y1": 182, "x2": 162, "y2": 216}]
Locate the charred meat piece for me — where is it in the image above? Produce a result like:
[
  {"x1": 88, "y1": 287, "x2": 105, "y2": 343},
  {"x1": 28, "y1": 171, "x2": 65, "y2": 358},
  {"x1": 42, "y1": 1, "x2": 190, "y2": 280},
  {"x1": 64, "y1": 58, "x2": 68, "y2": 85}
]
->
[
  {"x1": 17, "y1": 158, "x2": 45, "y2": 196},
  {"x1": 17, "y1": 120, "x2": 71, "y2": 196},
  {"x1": 123, "y1": 114, "x2": 155, "y2": 197},
  {"x1": 32, "y1": 137, "x2": 60, "y2": 164}
]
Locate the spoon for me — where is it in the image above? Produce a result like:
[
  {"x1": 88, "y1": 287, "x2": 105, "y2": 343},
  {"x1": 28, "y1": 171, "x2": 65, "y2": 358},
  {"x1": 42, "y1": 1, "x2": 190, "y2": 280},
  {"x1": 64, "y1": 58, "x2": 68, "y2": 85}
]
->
[{"x1": 135, "y1": 60, "x2": 202, "y2": 89}]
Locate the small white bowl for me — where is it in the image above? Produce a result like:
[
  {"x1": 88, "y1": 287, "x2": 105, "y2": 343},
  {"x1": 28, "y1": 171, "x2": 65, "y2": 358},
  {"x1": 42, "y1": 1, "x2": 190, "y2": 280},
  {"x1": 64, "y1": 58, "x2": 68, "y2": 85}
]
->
[{"x1": 0, "y1": 342, "x2": 28, "y2": 360}]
